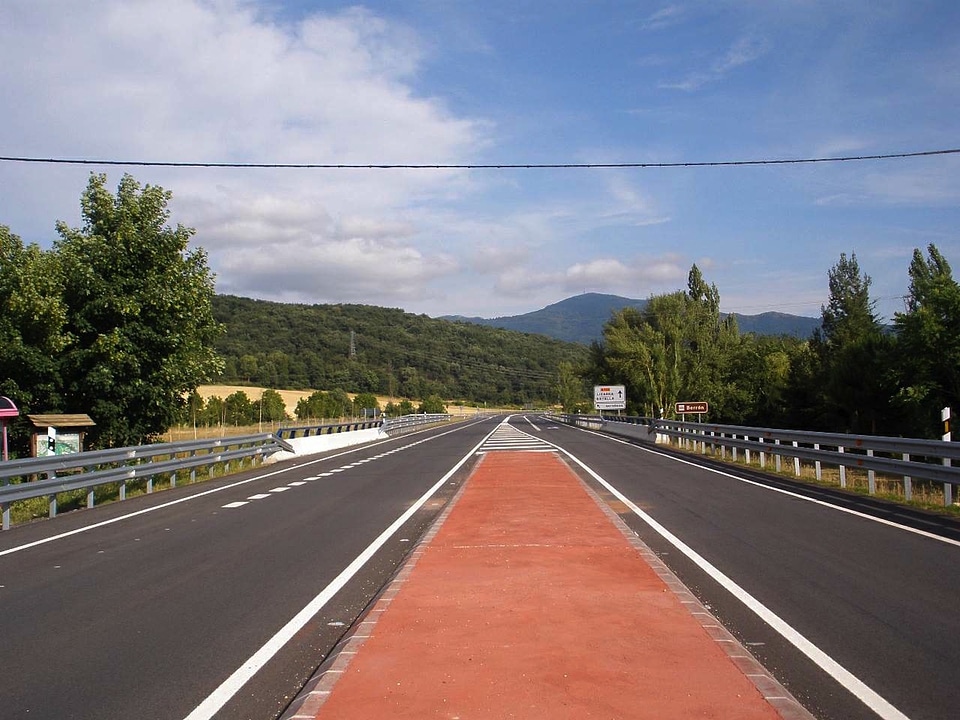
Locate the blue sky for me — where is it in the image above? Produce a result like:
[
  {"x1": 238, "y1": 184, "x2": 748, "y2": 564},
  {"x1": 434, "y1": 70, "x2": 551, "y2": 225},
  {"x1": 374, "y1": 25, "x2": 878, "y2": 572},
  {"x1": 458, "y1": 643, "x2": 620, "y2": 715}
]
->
[{"x1": 1, "y1": 1, "x2": 958, "y2": 321}]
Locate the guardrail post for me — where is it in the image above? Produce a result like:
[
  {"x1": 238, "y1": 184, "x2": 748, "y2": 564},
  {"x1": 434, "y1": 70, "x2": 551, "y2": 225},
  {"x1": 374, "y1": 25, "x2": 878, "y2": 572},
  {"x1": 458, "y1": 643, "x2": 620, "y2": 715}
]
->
[
  {"x1": 759, "y1": 440, "x2": 766, "y2": 469},
  {"x1": 49, "y1": 494, "x2": 57, "y2": 518},
  {"x1": 119, "y1": 479, "x2": 126, "y2": 501},
  {"x1": 87, "y1": 488, "x2": 95, "y2": 509},
  {"x1": 814, "y1": 444, "x2": 821, "y2": 481},
  {"x1": 838, "y1": 446, "x2": 847, "y2": 488},
  {"x1": 944, "y1": 456, "x2": 953, "y2": 506},
  {"x1": 775, "y1": 439, "x2": 782, "y2": 472},
  {"x1": 147, "y1": 477, "x2": 154, "y2": 494},
  {"x1": 1, "y1": 502, "x2": 9, "y2": 531},
  {"x1": 744, "y1": 436, "x2": 751, "y2": 465},
  {"x1": 903, "y1": 452, "x2": 912, "y2": 501},
  {"x1": 867, "y1": 450, "x2": 876, "y2": 494},
  {"x1": 793, "y1": 441, "x2": 801, "y2": 477}
]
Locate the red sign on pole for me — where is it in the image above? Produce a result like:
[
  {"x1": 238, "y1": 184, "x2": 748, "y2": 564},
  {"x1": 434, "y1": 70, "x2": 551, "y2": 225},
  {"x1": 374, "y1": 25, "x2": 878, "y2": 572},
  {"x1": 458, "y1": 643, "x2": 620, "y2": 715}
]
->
[{"x1": 675, "y1": 401, "x2": 708, "y2": 414}]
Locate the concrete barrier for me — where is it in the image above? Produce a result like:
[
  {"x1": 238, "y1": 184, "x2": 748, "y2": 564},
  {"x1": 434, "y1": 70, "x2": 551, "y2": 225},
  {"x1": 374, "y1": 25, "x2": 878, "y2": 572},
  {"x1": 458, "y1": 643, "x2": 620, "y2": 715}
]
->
[{"x1": 265, "y1": 427, "x2": 387, "y2": 463}]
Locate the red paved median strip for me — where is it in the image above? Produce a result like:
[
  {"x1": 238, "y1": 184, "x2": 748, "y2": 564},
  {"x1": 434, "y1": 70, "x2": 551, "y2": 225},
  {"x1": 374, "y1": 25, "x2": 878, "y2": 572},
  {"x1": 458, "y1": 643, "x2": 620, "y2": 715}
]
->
[{"x1": 305, "y1": 451, "x2": 794, "y2": 719}]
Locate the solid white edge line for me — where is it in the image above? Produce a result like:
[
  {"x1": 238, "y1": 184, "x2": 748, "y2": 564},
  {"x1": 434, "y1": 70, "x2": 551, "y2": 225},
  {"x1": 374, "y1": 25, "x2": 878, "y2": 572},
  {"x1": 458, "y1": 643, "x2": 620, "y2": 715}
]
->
[
  {"x1": 537, "y1": 426, "x2": 910, "y2": 720},
  {"x1": 0, "y1": 418, "x2": 490, "y2": 559},
  {"x1": 560, "y1": 446, "x2": 910, "y2": 720},
  {"x1": 572, "y1": 424, "x2": 960, "y2": 549},
  {"x1": 181, "y1": 424, "x2": 498, "y2": 720}
]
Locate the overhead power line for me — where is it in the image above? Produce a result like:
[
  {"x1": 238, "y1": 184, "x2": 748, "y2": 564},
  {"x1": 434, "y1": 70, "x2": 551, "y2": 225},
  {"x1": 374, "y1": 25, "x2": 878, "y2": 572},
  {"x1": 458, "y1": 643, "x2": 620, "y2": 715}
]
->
[{"x1": 0, "y1": 148, "x2": 957, "y2": 170}]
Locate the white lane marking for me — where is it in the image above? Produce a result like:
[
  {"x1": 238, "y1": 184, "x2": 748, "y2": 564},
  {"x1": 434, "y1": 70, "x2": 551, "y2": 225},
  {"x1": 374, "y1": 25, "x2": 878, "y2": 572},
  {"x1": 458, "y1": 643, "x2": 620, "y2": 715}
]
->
[
  {"x1": 287, "y1": 481, "x2": 307, "y2": 487},
  {"x1": 536, "y1": 425, "x2": 911, "y2": 720},
  {"x1": 181, "y1": 424, "x2": 498, "y2": 720},
  {"x1": 269, "y1": 487, "x2": 291, "y2": 493},
  {"x1": 574, "y1": 425, "x2": 960, "y2": 549},
  {"x1": 247, "y1": 494, "x2": 271, "y2": 500},
  {"x1": 0, "y1": 418, "x2": 489, "y2": 559},
  {"x1": 562, "y1": 447, "x2": 910, "y2": 720},
  {"x1": 222, "y1": 502, "x2": 247, "y2": 509},
  {"x1": 522, "y1": 415, "x2": 541, "y2": 431}
]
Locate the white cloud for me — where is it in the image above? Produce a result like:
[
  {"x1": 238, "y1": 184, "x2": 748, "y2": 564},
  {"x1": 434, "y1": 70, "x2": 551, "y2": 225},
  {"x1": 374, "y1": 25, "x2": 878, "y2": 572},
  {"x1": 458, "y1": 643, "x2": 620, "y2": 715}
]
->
[
  {"x1": 639, "y1": 5, "x2": 686, "y2": 31},
  {"x1": 659, "y1": 34, "x2": 769, "y2": 91},
  {"x1": 813, "y1": 160, "x2": 960, "y2": 207},
  {"x1": 563, "y1": 256, "x2": 687, "y2": 291},
  {"x1": 0, "y1": 0, "x2": 484, "y2": 307},
  {"x1": 217, "y1": 234, "x2": 459, "y2": 305}
]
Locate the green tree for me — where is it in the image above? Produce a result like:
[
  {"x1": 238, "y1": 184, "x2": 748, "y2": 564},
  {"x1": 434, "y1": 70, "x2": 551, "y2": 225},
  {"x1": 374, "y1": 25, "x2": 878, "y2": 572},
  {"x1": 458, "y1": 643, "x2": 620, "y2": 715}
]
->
[
  {"x1": 54, "y1": 174, "x2": 223, "y2": 446},
  {"x1": 894, "y1": 244, "x2": 960, "y2": 435},
  {"x1": 202, "y1": 395, "x2": 226, "y2": 427},
  {"x1": 555, "y1": 360, "x2": 586, "y2": 412},
  {"x1": 418, "y1": 394, "x2": 447, "y2": 414},
  {"x1": 329, "y1": 389, "x2": 353, "y2": 418},
  {"x1": 224, "y1": 391, "x2": 253, "y2": 426},
  {"x1": 257, "y1": 388, "x2": 287, "y2": 423},
  {"x1": 0, "y1": 226, "x2": 70, "y2": 453},
  {"x1": 816, "y1": 252, "x2": 892, "y2": 433},
  {"x1": 820, "y1": 253, "x2": 878, "y2": 347},
  {"x1": 353, "y1": 392, "x2": 380, "y2": 418}
]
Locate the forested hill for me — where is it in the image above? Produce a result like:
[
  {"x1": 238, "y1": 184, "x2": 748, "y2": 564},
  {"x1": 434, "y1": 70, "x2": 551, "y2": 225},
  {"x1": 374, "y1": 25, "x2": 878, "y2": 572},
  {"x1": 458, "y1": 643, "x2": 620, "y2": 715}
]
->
[
  {"x1": 212, "y1": 295, "x2": 588, "y2": 406},
  {"x1": 445, "y1": 293, "x2": 820, "y2": 344}
]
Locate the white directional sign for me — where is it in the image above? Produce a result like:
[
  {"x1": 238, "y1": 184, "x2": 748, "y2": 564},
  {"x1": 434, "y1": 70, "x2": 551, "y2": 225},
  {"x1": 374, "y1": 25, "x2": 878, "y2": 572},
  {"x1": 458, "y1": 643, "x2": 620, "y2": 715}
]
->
[{"x1": 594, "y1": 385, "x2": 626, "y2": 410}]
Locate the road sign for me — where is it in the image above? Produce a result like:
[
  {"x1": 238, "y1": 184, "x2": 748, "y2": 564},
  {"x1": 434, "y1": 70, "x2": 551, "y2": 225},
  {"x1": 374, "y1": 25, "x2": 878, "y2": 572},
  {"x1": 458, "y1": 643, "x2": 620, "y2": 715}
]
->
[
  {"x1": 594, "y1": 385, "x2": 626, "y2": 410},
  {"x1": 675, "y1": 401, "x2": 708, "y2": 415}
]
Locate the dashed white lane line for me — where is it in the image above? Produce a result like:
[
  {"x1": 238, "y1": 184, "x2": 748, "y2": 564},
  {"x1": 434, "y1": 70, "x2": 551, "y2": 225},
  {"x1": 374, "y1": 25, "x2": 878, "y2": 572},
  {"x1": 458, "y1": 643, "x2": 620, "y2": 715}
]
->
[
  {"x1": 221, "y1": 432, "x2": 442, "y2": 511},
  {"x1": 184, "y1": 425, "x2": 494, "y2": 720}
]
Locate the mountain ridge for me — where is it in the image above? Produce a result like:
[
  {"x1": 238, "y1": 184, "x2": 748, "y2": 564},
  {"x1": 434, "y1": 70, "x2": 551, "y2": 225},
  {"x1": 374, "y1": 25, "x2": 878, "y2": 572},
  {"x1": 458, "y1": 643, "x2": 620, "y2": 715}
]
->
[{"x1": 443, "y1": 292, "x2": 820, "y2": 344}]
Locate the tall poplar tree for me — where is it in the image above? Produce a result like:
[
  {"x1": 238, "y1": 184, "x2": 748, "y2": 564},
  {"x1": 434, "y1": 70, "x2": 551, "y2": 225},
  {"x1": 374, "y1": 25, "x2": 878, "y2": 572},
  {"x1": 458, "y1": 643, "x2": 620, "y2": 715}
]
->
[
  {"x1": 894, "y1": 244, "x2": 960, "y2": 435},
  {"x1": 816, "y1": 252, "x2": 893, "y2": 433}
]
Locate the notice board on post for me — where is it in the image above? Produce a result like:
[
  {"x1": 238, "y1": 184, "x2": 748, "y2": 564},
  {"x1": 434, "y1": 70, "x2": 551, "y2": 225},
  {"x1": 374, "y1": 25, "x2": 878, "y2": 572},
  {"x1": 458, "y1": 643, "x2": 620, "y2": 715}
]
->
[{"x1": 594, "y1": 385, "x2": 626, "y2": 411}]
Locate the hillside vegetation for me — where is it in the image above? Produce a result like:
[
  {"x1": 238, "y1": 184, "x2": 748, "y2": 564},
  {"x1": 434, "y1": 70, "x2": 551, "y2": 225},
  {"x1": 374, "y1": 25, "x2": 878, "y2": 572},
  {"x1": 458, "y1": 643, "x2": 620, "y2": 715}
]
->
[{"x1": 212, "y1": 295, "x2": 588, "y2": 406}]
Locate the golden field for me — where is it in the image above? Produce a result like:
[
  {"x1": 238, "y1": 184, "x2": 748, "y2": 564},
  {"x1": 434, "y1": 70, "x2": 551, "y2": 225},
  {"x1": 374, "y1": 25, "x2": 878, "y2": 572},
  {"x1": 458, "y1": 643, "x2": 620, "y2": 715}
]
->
[{"x1": 195, "y1": 386, "x2": 499, "y2": 417}]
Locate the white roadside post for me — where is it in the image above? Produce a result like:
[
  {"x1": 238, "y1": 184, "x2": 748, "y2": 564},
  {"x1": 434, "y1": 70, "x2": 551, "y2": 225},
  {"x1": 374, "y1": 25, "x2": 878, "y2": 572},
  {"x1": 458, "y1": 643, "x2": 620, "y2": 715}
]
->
[{"x1": 943, "y1": 407, "x2": 953, "y2": 506}]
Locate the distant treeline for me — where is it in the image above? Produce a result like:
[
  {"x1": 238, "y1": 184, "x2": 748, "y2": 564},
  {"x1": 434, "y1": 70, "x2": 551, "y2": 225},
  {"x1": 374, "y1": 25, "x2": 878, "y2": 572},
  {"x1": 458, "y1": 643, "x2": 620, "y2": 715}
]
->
[
  {"x1": 582, "y1": 251, "x2": 960, "y2": 439},
  {"x1": 179, "y1": 388, "x2": 445, "y2": 428},
  {"x1": 212, "y1": 295, "x2": 588, "y2": 407}
]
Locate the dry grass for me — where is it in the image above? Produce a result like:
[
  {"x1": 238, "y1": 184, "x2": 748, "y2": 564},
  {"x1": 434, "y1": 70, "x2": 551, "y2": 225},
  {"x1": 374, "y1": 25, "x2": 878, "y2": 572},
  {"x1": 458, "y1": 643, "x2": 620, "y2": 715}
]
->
[
  {"x1": 671, "y1": 439, "x2": 960, "y2": 516},
  {"x1": 196, "y1": 385, "x2": 498, "y2": 419}
]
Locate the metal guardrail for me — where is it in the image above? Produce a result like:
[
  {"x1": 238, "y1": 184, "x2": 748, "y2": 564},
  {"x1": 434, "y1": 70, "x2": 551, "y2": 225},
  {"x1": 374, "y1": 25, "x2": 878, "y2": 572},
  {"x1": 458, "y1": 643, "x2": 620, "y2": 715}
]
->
[
  {"x1": 383, "y1": 413, "x2": 452, "y2": 434},
  {"x1": 553, "y1": 413, "x2": 960, "y2": 506},
  {"x1": 276, "y1": 419, "x2": 383, "y2": 439},
  {"x1": 275, "y1": 413, "x2": 452, "y2": 440},
  {"x1": 0, "y1": 433, "x2": 293, "y2": 530}
]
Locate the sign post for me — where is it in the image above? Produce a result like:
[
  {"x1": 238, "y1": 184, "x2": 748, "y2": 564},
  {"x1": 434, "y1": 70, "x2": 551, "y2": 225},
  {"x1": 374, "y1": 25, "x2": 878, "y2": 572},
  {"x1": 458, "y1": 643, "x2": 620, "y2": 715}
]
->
[
  {"x1": 594, "y1": 385, "x2": 626, "y2": 413},
  {"x1": 675, "y1": 401, "x2": 709, "y2": 422},
  {"x1": 0, "y1": 396, "x2": 18, "y2": 462}
]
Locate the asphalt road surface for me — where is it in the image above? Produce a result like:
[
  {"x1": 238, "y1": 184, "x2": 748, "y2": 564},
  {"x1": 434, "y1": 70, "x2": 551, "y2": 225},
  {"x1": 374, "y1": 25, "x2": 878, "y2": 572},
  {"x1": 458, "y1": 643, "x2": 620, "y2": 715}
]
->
[{"x1": 1, "y1": 415, "x2": 956, "y2": 720}]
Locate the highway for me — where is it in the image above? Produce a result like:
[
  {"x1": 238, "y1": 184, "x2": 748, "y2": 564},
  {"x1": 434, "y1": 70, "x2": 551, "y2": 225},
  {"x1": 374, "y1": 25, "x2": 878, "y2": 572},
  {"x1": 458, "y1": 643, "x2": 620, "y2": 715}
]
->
[{"x1": 0, "y1": 415, "x2": 957, "y2": 720}]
